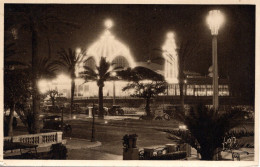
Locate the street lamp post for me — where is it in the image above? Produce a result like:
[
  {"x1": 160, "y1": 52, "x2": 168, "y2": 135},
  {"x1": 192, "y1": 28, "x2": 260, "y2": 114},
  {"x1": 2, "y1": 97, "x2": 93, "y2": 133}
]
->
[
  {"x1": 207, "y1": 10, "x2": 224, "y2": 112},
  {"x1": 111, "y1": 72, "x2": 117, "y2": 106}
]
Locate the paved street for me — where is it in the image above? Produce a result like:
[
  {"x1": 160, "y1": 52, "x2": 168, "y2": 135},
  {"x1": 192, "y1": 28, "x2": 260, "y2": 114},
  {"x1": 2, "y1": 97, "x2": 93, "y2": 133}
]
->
[
  {"x1": 66, "y1": 116, "x2": 179, "y2": 159},
  {"x1": 11, "y1": 113, "x2": 254, "y2": 160}
]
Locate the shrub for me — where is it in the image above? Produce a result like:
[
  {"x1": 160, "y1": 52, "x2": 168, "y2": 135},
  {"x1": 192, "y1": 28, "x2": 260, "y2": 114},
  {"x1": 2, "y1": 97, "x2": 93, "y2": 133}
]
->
[{"x1": 49, "y1": 143, "x2": 67, "y2": 159}]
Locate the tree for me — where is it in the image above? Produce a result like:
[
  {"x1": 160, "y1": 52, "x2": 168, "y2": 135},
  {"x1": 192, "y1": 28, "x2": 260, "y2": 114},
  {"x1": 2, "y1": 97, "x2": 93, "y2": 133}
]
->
[
  {"x1": 168, "y1": 104, "x2": 248, "y2": 160},
  {"x1": 26, "y1": 57, "x2": 58, "y2": 132},
  {"x1": 80, "y1": 57, "x2": 116, "y2": 119},
  {"x1": 55, "y1": 48, "x2": 85, "y2": 118},
  {"x1": 5, "y1": 5, "x2": 79, "y2": 133},
  {"x1": 4, "y1": 69, "x2": 31, "y2": 136},
  {"x1": 47, "y1": 89, "x2": 59, "y2": 106},
  {"x1": 120, "y1": 67, "x2": 167, "y2": 118}
]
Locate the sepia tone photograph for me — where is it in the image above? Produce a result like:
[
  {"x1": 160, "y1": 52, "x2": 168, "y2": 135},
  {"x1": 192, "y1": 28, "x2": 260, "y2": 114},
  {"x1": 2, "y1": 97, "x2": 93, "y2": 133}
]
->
[{"x1": 2, "y1": 1, "x2": 258, "y2": 164}]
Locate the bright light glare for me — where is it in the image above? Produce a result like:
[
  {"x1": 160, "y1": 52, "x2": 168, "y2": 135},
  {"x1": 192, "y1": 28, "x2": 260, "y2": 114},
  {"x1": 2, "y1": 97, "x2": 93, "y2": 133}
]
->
[
  {"x1": 111, "y1": 71, "x2": 117, "y2": 77},
  {"x1": 85, "y1": 20, "x2": 136, "y2": 69},
  {"x1": 38, "y1": 79, "x2": 51, "y2": 94},
  {"x1": 76, "y1": 47, "x2": 81, "y2": 54},
  {"x1": 166, "y1": 32, "x2": 174, "y2": 39},
  {"x1": 56, "y1": 74, "x2": 71, "y2": 84},
  {"x1": 207, "y1": 10, "x2": 224, "y2": 35},
  {"x1": 140, "y1": 79, "x2": 153, "y2": 84},
  {"x1": 162, "y1": 31, "x2": 179, "y2": 84},
  {"x1": 179, "y1": 125, "x2": 187, "y2": 130},
  {"x1": 104, "y1": 19, "x2": 113, "y2": 29}
]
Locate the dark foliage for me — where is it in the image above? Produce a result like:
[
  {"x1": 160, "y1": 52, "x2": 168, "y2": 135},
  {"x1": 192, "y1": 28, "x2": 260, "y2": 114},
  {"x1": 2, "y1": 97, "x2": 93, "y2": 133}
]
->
[
  {"x1": 167, "y1": 104, "x2": 249, "y2": 160},
  {"x1": 49, "y1": 143, "x2": 67, "y2": 159},
  {"x1": 119, "y1": 67, "x2": 167, "y2": 118}
]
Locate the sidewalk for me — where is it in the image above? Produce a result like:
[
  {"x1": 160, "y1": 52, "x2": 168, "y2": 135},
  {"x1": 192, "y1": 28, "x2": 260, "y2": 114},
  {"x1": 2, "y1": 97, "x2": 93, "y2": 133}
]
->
[
  {"x1": 65, "y1": 138, "x2": 101, "y2": 149},
  {"x1": 65, "y1": 138, "x2": 122, "y2": 160}
]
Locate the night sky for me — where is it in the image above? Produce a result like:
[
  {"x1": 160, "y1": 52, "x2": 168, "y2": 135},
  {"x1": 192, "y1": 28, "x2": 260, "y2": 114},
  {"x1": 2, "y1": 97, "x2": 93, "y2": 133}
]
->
[{"x1": 4, "y1": 4, "x2": 255, "y2": 101}]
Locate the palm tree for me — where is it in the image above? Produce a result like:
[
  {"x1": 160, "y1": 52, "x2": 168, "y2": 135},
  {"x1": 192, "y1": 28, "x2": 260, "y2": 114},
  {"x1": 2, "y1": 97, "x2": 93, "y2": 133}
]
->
[
  {"x1": 5, "y1": 5, "x2": 79, "y2": 133},
  {"x1": 168, "y1": 104, "x2": 248, "y2": 160},
  {"x1": 55, "y1": 48, "x2": 84, "y2": 118},
  {"x1": 80, "y1": 57, "x2": 116, "y2": 119},
  {"x1": 120, "y1": 67, "x2": 167, "y2": 118},
  {"x1": 29, "y1": 57, "x2": 58, "y2": 132}
]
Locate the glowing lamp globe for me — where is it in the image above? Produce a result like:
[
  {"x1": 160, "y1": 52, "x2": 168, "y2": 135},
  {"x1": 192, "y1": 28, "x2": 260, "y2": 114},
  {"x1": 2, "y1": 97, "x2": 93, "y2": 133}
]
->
[
  {"x1": 207, "y1": 10, "x2": 224, "y2": 35},
  {"x1": 104, "y1": 19, "x2": 113, "y2": 29}
]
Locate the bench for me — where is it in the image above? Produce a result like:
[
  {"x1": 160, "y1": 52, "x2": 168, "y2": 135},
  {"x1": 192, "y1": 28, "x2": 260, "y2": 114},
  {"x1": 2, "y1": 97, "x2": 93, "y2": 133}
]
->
[{"x1": 4, "y1": 141, "x2": 38, "y2": 155}]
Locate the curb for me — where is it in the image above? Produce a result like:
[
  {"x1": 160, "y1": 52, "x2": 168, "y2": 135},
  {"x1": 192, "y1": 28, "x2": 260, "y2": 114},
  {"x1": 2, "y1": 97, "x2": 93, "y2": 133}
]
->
[{"x1": 65, "y1": 138, "x2": 102, "y2": 149}]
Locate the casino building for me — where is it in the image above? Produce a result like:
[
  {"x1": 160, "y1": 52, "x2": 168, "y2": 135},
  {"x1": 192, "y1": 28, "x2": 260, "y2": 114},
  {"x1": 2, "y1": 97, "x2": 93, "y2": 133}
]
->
[{"x1": 47, "y1": 19, "x2": 230, "y2": 105}]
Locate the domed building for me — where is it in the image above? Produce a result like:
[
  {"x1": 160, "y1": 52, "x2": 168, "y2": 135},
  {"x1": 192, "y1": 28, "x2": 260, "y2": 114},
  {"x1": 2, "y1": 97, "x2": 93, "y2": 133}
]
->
[
  {"x1": 52, "y1": 19, "x2": 230, "y2": 106},
  {"x1": 73, "y1": 19, "x2": 136, "y2": 99}
]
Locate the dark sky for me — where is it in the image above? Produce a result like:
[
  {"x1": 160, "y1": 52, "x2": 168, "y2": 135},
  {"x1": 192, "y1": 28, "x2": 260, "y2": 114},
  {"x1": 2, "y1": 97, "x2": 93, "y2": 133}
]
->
[{"x1": 4, "y1": 4, "x2": 255, "y2": 100}]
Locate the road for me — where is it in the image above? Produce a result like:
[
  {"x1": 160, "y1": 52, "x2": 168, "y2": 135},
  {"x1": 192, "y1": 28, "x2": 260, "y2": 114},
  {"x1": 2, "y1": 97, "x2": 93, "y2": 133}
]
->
[
  {"x1": 66, "y1": 116, "x2": 180, "y2": 159},
  {"x1": 12, "y1": 112, "x2": 254, "y2": 160}
]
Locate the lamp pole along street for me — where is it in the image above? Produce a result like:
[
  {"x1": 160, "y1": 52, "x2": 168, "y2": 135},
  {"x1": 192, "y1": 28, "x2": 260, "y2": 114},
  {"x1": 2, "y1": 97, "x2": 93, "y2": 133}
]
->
[
  {"x1": 91, "y1": 102, "x2": 96, "y2": 142},
  {"x1": 207, "y1": 10, "x2": 224, "y2": 112},
  {"x1": 111, "y1": 72, "x2": 117, "y2": 106},
  {"x1": 212, "y1": 35, "x2": 218, "y2": 111}
]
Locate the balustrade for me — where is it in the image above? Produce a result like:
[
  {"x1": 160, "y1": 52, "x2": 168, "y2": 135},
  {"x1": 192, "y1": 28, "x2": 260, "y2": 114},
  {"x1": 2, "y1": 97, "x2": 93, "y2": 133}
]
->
[{"x1": 4, "y1": 132, "x2": 63, "y2": 147}]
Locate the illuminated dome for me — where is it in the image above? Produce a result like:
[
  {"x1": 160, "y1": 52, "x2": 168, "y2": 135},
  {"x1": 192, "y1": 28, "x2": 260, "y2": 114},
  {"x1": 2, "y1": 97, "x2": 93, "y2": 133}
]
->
[{"x1": 84, "y1": 20, "x2": 136, "y2": 68}]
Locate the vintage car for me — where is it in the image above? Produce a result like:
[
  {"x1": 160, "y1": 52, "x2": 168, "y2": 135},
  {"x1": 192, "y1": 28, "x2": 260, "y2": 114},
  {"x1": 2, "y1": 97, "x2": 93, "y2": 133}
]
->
[
  {"x1": 86, "y1": 105, "x2": 108, "y2": 115},
  {"x1": 108, "y1": 105, "x2": 124, "y2": 116},
  {"x1": 42, "y1": 115, "x2": 72, "y2": 134}
]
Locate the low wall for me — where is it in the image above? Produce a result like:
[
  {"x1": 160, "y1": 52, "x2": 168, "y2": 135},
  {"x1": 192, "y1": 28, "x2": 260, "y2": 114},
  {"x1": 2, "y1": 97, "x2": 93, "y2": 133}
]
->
[{"x1": 4, "y1": 131, "x2": 63, "y2": 148}]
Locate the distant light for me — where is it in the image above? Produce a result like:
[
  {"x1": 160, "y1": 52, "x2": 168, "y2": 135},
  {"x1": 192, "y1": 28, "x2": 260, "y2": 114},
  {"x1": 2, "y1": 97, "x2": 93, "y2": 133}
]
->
[
  {"x1": 206, "y1": 10, "x2": 224, "y2": 35},
  {"x1": 104, "y1": 121, "x2": 108, "y2": 124},
  {"x1": 56, "y1": 74, "x2": 71, "y2": 84},
  {"x1": 166, "y1": 32, "x2": 174, "y2": 39},
  {"x1": 104, "y1": 30, "x2": 111, "y2": 36},
  {"x1": 162, "y1": 31, "x2": 178, "y2": 84},
  {"x1": 179, "y1": 125, "x2": 187, "y2": 130},
  {"x1": 73, "y1": 116, "x2": 76, "y2": 119},
  {"x1": 111, "y1": 72, "x2": 116, "y2": 77},
  {"x1": 38, "y1": 79, "x2": 51, "y2": 94},
  {"x1": 104, "y1": 19, "x2": 113, "y2": 29},
  {"x1": 76, "y1": 47, "x2": 81, "y2": 54},
  {"x1": 86, "y1": 18, "x2": 136, "y2": 68},
  {"x1": 184, "y1": 80, "x2": 187, "y2": 84}
]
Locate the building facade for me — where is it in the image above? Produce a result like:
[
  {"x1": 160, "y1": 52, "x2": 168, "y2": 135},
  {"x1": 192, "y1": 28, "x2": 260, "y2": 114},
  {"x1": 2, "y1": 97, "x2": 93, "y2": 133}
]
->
[{"x1": 48, "y1": 20, "x2": 230, "y2": 101}]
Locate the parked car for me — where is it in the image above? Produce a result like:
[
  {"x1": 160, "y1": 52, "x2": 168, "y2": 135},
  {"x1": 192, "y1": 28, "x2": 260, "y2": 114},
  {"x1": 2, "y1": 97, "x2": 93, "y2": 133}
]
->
[
  {"x1": 108, "y1": 105, "x2": 124, "y2": 116},
  {"x1": 43, "y1": 115, "x2": 72, "y2": 134},
  {"x1": 86, "y1": 105, "x2": 108, "y2": 115}
]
